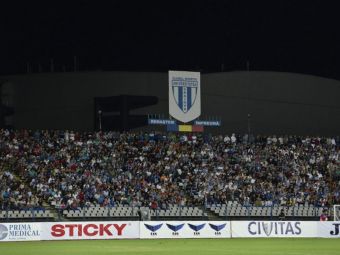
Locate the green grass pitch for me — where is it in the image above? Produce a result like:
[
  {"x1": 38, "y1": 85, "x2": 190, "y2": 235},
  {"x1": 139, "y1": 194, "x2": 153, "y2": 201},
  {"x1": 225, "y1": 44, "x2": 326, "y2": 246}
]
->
[{"x1": 0, "y1": 238, "x2": 339, "y2": 255}]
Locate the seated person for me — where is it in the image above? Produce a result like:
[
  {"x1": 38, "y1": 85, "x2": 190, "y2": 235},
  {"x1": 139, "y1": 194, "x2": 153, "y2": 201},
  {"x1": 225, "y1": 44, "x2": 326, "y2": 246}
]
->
[
  {"x1": 278, "y1": 209, "x2": 285, "y2": 221},
  {"x1": 320, "y1": 209, "x2": 328, "y2": 221}
]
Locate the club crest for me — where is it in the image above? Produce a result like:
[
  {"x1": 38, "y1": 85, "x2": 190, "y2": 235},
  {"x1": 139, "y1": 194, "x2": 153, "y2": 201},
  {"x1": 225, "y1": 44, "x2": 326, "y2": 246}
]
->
[
  {"x1": 169, "y1": 71, "x2": 201, "y2": 123},
  {"x1": 172, "y1": 77, "x2": 198, "y2": 113}
]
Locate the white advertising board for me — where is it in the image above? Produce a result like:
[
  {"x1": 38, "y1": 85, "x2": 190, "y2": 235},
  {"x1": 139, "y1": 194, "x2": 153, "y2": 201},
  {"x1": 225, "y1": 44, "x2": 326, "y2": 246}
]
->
[
  {"x1": 43, "y1": 221, "x2": 139, "y2": 240},
  {"x1": 231, "y1": 221, "x2": 317, "y2": 238},
  {"x1": 0, "y1": 221, "x2": 139, "y2": 241},
  {"x1": 317, "y1": 221, "x2": 340, "y2": 238},
  {"x1": 0, "y1": 222, "x2": 42, "y2": 242},
  {"x1": 2, "y1": 221, "x2": 340, "y2": 241},
  {"x1": 140, "y1": 221, "x2": 230, "y2": 239}
]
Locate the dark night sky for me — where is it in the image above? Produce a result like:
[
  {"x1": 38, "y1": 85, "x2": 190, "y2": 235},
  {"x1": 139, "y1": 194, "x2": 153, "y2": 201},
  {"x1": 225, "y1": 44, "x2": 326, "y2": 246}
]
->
[{"x1": 1, "y1": 1, "x2": 340, "y2": 79}]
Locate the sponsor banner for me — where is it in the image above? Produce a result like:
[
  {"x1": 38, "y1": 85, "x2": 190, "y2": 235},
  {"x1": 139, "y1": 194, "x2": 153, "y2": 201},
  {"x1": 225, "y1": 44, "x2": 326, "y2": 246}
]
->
[
  {"x1": 140, "y1": 221, "x2": 230, "y2": 239},
  {"x1": 0, "y1": 223, "x2": 41, "y2": 242},
  {"x1": 148, "y1": 119, "x2": 176, "y2": 125},
  {"x1": 44, "y1": 221, "x2": 139, "y2": 240},
  {"x1": 194, "y1": 120, "x2": 221, "y2": 127},
  {"x1": 2, "y1": 221, "x2": 340, "y2": 241},
  {"x1": 231, "y1": 221, "x2": 317, "y2": 238},
  {"x1": 317, "y1": 222, "x2": 340, "y2": 238},
  {"x1": 169, "y1": 71, "x2": 201, "y2": 123}
]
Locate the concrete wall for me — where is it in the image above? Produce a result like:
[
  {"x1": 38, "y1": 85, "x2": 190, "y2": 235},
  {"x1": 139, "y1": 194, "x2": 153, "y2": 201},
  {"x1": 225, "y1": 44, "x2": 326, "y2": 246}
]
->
[{"x1": 2, "y1": 71, "x2": 340, "y2": 135}]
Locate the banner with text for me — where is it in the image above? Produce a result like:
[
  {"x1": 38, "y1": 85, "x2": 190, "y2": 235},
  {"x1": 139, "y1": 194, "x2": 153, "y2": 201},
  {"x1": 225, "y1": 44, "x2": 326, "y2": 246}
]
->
[
  {"x1": 0, "y1": 221, "x2": 139, "y2": 241},
  {"x1": 317, "y1": 222, "x2": 340, "y2": 238},
  {"x1": 2, "y1": 221, "x2": 340, "y2": 241},
  {"x1": 0, "y1": 222, "x2": 42, "y2": 242},
  {"x1": 231, "y1": 221, "x2": 317, "y2": 238},
  {"x1": 43, "y1": 221, "x2": 139, "y2": 240},
  {"x1": 140, "y1": 221, "x2": 230, "y2": 239}
]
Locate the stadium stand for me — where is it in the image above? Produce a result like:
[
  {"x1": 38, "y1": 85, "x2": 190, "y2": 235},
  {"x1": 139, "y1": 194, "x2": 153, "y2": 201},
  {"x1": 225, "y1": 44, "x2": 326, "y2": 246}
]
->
[
  {"x1": 61, "y1": 205, "x2": 206, "y2": 220},
  {"x1": 0, "y1": 129, "x2": 339, "y2": 221},
  {"x1": 207, "y1": 203, "x2": 325, "y2": 218}
]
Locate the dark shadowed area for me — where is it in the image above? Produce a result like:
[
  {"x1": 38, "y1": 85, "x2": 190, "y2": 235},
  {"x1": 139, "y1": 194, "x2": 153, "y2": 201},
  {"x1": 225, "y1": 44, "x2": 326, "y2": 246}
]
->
[{"x1": 1, "y1": 1, "x2": 340, "y2": 78}]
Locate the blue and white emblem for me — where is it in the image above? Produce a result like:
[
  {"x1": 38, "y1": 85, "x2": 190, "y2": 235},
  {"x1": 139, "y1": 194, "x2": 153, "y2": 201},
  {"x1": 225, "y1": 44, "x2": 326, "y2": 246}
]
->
[
  {"x1": 169, "y1": 71, "x2": 201, "y2": 123},
  {"x1": 172, "y1": 77, "x2": 198, "y2": 113}
]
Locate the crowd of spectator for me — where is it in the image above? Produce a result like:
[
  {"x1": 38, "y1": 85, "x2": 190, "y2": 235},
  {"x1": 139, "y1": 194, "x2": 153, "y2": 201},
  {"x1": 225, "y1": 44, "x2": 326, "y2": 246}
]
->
[
  {"x1": 0, "y1": 169, "x2": 43, "y2": 210},
  {"x1": 0, "y1": 129, "x2": 339, "y2": 211}
]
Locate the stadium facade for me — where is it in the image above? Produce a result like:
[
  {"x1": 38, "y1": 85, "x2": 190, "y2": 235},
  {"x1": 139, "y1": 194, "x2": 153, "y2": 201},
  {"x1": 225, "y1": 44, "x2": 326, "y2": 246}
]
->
[{"x1": 1, "y1": 71, "x2": 340, "y2": 135}]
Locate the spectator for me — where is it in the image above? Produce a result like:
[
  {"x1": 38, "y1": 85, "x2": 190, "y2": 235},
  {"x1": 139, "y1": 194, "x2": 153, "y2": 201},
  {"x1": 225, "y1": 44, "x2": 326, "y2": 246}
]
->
[
  {"x1": 0, "y1": 128, "x2": 339, "y2": 211},
  {"x1": 278, "y1": 209, "x2": 286, "y2": 221},
  {"x1": 320, "y1": 209, "x2": 329, "y2": 221}
]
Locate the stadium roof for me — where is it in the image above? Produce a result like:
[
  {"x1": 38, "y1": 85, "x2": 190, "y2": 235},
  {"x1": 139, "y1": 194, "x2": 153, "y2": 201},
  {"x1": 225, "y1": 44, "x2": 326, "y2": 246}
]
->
[{"x1": 1, "y1": 1, "x2": 339, "y2": 80}]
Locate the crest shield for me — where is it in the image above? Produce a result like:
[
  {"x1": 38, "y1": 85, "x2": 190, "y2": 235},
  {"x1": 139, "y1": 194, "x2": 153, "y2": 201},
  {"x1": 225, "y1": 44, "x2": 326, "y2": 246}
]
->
[
  {"x1": 172, "y1": 77, "x2": 198, "y2": 113},
  {"x1": 262, "y1": 222, "x2": 273, "y2": 236},
  {"x1": 169, "y1": 71, "x2": 201, "y2": 123}
]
